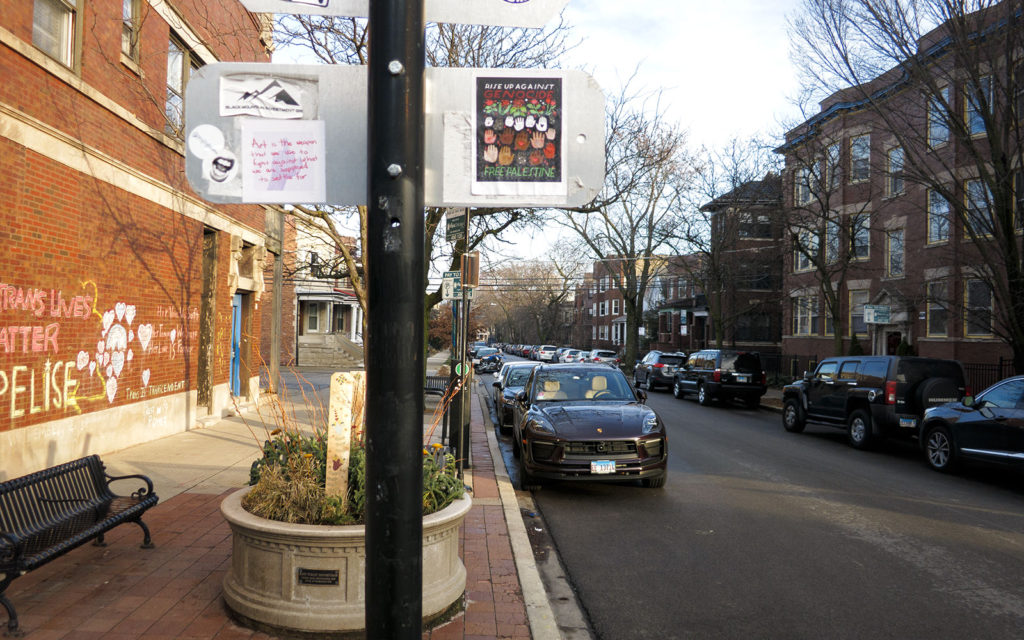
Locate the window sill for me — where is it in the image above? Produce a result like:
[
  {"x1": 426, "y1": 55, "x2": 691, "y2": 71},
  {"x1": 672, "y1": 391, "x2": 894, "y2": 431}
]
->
[{"x1": 120, "y1": 52, "x2": 143, "y2": 77}]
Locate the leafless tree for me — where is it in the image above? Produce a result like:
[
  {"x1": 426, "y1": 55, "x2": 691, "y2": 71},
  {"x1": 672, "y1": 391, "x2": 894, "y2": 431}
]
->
[
  {"x1": 558, "y1": 84, "x2": 692, "y2": 369},
  {"x1": 790, "y1": 0, "x2": 1024, "y2": 367}
]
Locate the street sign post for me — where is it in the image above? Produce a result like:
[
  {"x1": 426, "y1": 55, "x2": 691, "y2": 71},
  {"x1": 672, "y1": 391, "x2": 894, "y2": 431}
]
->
[
  {"x1": 239, "y1": 0, "x2": 569, "y2": 28},
  {"x1": 184, "y1": 64, "x2": 604, "y2": 208}
]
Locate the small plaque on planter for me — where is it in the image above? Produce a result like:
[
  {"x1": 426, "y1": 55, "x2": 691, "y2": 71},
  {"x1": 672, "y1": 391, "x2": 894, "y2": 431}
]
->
[{"x1": 297, "y1": 568, "x2": 339, "y2": 586}]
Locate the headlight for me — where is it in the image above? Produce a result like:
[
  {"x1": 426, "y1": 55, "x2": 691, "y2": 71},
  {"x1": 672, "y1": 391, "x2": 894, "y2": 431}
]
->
[
  {"x1": 643, "y1": 413, "x2": 660, "y2": 434},
  {"x1": 528, "y1": 418, "x2": 556, "y2": 435}
]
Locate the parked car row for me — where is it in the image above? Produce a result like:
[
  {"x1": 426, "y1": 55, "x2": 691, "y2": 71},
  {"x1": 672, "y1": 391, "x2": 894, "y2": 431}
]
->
[
  {"x1": 633, "y1": 349, "x2": 769, "y2": 409},
  {"x1": 495, "y1": 344, "x2": 623, "y2": 367}
]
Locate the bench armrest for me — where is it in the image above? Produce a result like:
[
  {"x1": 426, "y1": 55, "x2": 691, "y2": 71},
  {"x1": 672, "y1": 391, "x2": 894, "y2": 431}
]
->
[
  {"x1": 0, "y1": 530, "x2": 25, "y2": 566},
  {"x1": 104, "y1": 472, "x2": 156, "y2": 501}
]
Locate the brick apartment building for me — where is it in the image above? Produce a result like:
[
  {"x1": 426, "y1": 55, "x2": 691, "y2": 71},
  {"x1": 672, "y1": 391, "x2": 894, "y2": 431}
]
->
[
  {"x1": 1, "y1": 0, "x2": 279, "y2": 478},
  {"x1": 777, "y1": 3, "x2": 1020, "y2": 366}
]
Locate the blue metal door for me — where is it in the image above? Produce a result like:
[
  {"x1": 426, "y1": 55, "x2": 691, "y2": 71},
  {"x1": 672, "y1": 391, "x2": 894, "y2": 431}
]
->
[{"x1": 231, "y1": 293, "x2": 241, "y2": 396}]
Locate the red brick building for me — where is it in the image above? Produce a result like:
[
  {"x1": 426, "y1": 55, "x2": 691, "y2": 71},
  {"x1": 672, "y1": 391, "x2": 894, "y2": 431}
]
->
[
  {"x1": 777, "y1": 5, "x2": 1019, "y2": 368},
  {"x1": 1, "y1": 0, "x2": 276, "y2": 477}
]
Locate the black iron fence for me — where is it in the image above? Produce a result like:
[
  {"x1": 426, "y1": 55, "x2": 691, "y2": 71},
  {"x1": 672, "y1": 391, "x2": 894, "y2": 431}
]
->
[{"x1": 762, "y1": 353, "x2": 1018, "y2": 394}]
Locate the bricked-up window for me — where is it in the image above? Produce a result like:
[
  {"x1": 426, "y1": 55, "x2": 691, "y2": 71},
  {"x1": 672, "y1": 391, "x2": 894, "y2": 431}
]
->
[
  {"x1": 927, "y1": 281, "x2": 948, "y2": 337},
  {"x1": 886, "y1": 228, "x2": 904, "y2": 277},
  {"x1": 849, "y1": 289, "x2": 868, "y2": 337},
  {"x1": 33, "y1": 0, "x2": 75, "y2": 67},
  {"x1": 965, "y1": 75, "x2": 992, "y2": 137},
  {"x1": 965, "y1": 178, "x2": 993, "y2": 237},
  {"x1": 851, "y1": 213, "x2": 870, "y2": 260},
  {"x1": 928, "y1": 190, "x2": 951, "y2": 243},
  {"x1": 122, "y1": 0, "x2": 139, "y2": 59},
  {"x1": 887, "y1": 147, "x2": 904, "y2": 196},
  {"x1": 850, "y1": 135, "x2": 870, "y2": 183},
  {"x1": 965, "y1": 279, "x2": 994, "y2": 336},
  {"x1": 928, "y1": 86, "x2": 950, "y2": 148},
  {"x1": 166, "y1": 36, "x2": 202, "y2": 137},
  {"x1": 793, "y1": 295, "x2": 818, "y2": 335}
]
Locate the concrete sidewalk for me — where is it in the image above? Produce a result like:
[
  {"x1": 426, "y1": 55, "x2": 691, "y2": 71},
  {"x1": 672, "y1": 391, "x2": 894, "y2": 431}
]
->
[{"x1": 3, "y1": 357, "x2": 556, "y2": 639}]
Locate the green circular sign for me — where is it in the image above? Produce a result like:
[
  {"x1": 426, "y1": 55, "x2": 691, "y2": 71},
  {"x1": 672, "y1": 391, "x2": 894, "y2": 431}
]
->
[{"x1": 455, "y1": 362, "x2": 466, "y2": 375}]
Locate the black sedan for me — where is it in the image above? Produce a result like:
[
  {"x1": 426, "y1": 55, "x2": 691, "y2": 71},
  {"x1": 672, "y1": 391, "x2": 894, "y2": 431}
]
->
[
  {"x1": 491, "y1": 362, "x2": 538, "y2": 431},
  {"x1": 920, "y1": 375, "x2": 1024, "y2": 472},
  {"x1": 511, "y1": 364, "x2": 667, "y2": 489}
]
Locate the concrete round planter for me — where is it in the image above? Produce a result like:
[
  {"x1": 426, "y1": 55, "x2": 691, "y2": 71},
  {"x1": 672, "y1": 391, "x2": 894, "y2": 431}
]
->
[{"x1": 220, "y1": 486, "x2": 470, "y2": 634}]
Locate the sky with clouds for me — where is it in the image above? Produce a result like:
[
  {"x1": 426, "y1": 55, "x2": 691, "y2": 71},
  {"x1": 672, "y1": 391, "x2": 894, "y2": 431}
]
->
[{"x1": 562, "y1": 0, "x2": 804, "y2": 150}]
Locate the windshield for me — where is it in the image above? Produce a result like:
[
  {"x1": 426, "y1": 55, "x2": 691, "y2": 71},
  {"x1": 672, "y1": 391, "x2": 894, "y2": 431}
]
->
[
  {"x1": 660, "y1": 355, "x2": 685, "y2": 366},
  {"x1": 506, "y1": 368, "x2": 533, "y2": 385},
  {"x1": 534, "y1": 369, "x2": 635, "y2": 402},
  {"x1": 720, "y1": 352, "x2": 761, "y2": 373},
  {"x1": 595, "y1": 351, "x2": 616, "y2": 358},
  {"x1": 477, "y1": 348, "x2": 497, "y2": 356}
]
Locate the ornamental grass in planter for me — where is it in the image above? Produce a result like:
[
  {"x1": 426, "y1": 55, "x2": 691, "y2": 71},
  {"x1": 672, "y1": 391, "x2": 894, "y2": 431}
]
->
[{"x1": 221, "y1": 373, "x2": 470, "y2": 635}]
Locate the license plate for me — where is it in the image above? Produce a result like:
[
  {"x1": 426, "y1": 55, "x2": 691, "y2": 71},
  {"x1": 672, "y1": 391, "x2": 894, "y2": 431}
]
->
[
  {"x1": 591, "y1": 460, "x2": 616, "y2": 474},
  {"x1": 736, "y1": 374, "x2": 749, "y2": 383},
  {"x1": 899, "y1": 417, "x2": 917, "y2": 428}
]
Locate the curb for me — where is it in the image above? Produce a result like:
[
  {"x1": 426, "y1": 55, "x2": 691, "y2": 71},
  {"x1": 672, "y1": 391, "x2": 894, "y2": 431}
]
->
[{"x1": 478, "y1": 392, "x2": 561, "y2": 640}]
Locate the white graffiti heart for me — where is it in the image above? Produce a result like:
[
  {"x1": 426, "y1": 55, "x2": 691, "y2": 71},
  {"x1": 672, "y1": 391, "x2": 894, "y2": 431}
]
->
[
  {"x1": 142, "y1": 369, "x2": 151, "y2": 386},
  {"x1": 106, "y1": 324, "x2": 128, "y2": 352},
  {"x1": 110, "y1": 351, "x2": 125, "y2": 377},
  {"x1": 137, "y1": 324, "x2": 153, "y2": 351},
  {"x1": 97, "y1": 340, "x2": 105, "y2": 354},
  {"x1": 105, "y1": 364, "x2": 113, "y2": 378},
  {"x1": 115, "y1": 302, "x2": 127, "y2": 321},
  {"x1": 128, "y1": 330, "x2": 134, "y2": 343},
  {"x1": 89, "y1": 362, "x2": 96, "y2": 376},
  {"x1": 103, "y1": 352, "x2": 110, "y2": 367},
  {"x1": 127, "y1": 349, "x2": 133, "y2": 362},
  {"x1": 102, "y1": 310, "x2": 115, "y2": 332},
  {"x1": 106, "y1": 376, "x2": 118, "y2": 403},
  {"x1": 125, "y1": 305, "x2": 136, "y2": 326},
  {"x1": 76, "y1": 351, "x2": 89, "y2": 371},
  {"x1": 170, "y1": 329, "x2": 177, "y2": 344}
]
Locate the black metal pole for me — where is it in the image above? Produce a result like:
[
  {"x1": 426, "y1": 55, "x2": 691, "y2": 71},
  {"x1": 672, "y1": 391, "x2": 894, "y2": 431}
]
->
[{"x1": 365, "y1": 1, "x2": 424, "y2": 637}]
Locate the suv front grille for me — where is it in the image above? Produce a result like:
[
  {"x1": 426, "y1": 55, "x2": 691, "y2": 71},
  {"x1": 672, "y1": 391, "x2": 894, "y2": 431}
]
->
[{"x1": 563, "y1": 441, "x2": 637, "y2": 460}]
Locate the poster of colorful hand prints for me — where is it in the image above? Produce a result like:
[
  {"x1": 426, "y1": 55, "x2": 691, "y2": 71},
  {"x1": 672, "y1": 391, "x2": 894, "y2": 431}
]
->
[{"x1": 472, "y1": 76, "x2": 565, "y2": 196}]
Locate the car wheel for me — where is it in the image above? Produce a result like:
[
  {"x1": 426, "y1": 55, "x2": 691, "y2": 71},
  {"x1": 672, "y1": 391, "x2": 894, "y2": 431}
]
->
[
  {"x1": 673, "y1": 380, "x2": 685, "y2": 399},
  {"x1": 642, "y1": 474, "x2": 666, "y2": 488},
  {"x1": 923, "y1": 423, "x2": 958, "y2": 472},
  {"x1": 697, "y1": 383, "x2": 712, "y2": 406},
  {"x1": 517, "y1": 451, "x2": 541, "y2": 491},
  {"x1": 782, "y1": 398, "x2": 806, "y2": 433},
  {"x1": 511, "y1": 429, "x2": 521, "y2": 459},
  {"x1": 847, "y1": 408, "x2": 875, "y2": 450}
]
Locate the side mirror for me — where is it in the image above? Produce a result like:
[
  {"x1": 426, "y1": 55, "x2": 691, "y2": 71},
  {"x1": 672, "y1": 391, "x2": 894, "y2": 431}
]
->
[
  {"x1": 803, "y1": 371, "x2": 813, "y2": 381},
  {"x1": 492, "y1": 381, "x2": 501, "y2": 389},
  {"x1": 516, "y1": 391, "x2": 527, "y2": 403}
]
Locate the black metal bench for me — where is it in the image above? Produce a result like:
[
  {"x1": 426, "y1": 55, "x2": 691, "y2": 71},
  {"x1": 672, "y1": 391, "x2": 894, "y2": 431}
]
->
[
  {"x1": 0, "y1": 455, "x2": 159, "y2": 636},
  {"x1": 425, "y1": 375, "x2": 451, "y2": 396}
]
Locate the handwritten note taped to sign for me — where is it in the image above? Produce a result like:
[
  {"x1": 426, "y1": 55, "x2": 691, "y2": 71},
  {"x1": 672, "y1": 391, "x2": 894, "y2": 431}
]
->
[{"x1": 241, "y1": 119, "x2": 326, "y2": 203}]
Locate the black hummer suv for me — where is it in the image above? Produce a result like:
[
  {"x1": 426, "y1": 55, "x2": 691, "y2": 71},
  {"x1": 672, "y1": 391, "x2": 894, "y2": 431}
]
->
[{"x1": 781, "y1": 356, "x2": 966, "y2": 450}]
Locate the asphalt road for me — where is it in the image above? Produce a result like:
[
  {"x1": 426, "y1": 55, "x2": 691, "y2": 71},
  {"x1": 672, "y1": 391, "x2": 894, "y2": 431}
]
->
[{"x1": 515, "y1": 383, "x2": 1024, "y2": 640}]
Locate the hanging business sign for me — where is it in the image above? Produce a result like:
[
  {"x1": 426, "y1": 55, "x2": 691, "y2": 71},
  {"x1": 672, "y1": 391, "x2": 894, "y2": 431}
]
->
[{"x1": 445, "y1": 208, "x2": 467, "y2": 242}]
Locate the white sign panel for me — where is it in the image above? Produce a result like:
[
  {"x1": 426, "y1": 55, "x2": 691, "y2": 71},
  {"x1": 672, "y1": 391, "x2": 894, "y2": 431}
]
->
[
  {"x1": 220, "y1": 76, "x2": 311, "y2": 119},
  {"x1": 239, "y1": 0, "x2": 569, "y2": 28},
  {"x1": 241, "y1": 119, "x2": 327, "y2": 203}
]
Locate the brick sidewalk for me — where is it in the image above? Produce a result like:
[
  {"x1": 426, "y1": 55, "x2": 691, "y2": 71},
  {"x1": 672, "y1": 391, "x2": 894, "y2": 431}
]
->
[{"x1": 3, "y1": 392, "x2": 532, "y2": 639}]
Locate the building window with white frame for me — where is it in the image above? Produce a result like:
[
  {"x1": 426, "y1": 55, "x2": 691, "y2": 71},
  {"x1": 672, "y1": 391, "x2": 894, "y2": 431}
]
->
[
  {"x1": 965, "y1": 178, "x2": 993, "y2": 237},
  {"x1": 887, "y1": 147, "x2": 904, "y2": 196},
  {"x1": 305, "y1": 302, "x2": 323, "y2": 333},
  {"x1": 886, "y1": 228, "x2": 904, "y2": 277},
  {"x1": 612, "y1": 299, "x2": 619, "y2": 315},
  {"x1": 928, "y1": 86, "x2": 950, "y2": 148},
  {"x1": 927, "y1": 281, "x2": 948, "y2": 337},
  {"x1": 851, "y1": 214, "x2": 870, "y2": 260},
  {"x1": 850, "y1": 135, "x2": 870, "y2": 183},
  {"x1": 850, "y1": 289, "x2": 868, "y2": 337},
  {"x1": 965, "y1": 279, "x2": 993, "y2": 336},
  {"x1": 928, "y1": 190, "x2": 951, "y2": 243},
  {"x1": 793, "y1": 296, "x2": 817, "y2": 336},
  {"x1": 33, "y1": 0, "x2": 76, "y2": 67},
  {"x1": 122, "y1": 0, "x2": 139, "y2": 59},
  {"x1": 795, "y1": 229, "x2": 817, "y2": 272},
  {"x1": 826, "y1": 143, "x2": 840, "y2": 191},
  {"x1": 965, "y1": 75, "x2": 992, "y2": 137}
]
